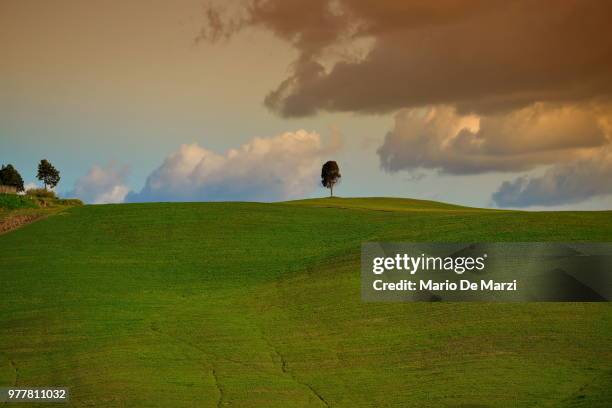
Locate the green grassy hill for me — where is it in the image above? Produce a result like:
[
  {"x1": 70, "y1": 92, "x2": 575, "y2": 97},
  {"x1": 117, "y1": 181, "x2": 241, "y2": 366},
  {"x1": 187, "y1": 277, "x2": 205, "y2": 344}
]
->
[
  {"x1": 285, "y1": 196, "x2": 476, "y2": 211},
  {"x1": 0, "y1": 198, "x2": 610, "y2": 407}
]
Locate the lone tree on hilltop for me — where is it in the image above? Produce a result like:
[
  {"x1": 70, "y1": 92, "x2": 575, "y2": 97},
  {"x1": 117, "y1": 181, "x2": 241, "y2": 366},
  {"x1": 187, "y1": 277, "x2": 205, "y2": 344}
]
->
[
  {"x1": 37, "y1": 159, "x2": 60, "y2": 190},
  {"x1": 321, "y1": 160, "x2": 341, "y2": 197},
  {"x1": 0, "y1": 164, "x2": 25, "y2": 192}
]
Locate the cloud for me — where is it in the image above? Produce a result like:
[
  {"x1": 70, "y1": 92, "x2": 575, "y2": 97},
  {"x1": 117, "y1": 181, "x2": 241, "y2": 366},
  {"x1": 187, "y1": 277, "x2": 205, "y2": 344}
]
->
[
  {"x1": 492, "y1": 148, "x2": 612, "y2": 207},
  {"x1": 127, "y1": 130, "x2": 341, "y2": 202},
  {"x1": 69, "y1": 163, "x2": 130, "y2": 204},
  {"x1": 23, "y1": 182, "x2": 38, "y2": 191},
  {"x1": 204, "y1": 1, "x2": 612, "y2": 117},
  {"x1": 377, "y1": 103, "x2": 610, "y2": 174}
]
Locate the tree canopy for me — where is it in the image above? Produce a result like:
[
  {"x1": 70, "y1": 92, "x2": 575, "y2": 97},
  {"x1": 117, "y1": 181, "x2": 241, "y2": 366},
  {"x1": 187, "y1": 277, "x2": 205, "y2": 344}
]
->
[
  {"x1": 0, "y1": 164, "x2": 25, "y2": 192},
  {"x1": 321, "y1": 161, "x2": 341, "y2": 197},
  {"x1": 37, "y1": 159, "x2": 61, "y2": 190}
]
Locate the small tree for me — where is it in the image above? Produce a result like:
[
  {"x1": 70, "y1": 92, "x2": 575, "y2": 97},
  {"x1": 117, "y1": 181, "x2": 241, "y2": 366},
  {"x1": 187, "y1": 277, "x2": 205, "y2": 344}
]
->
[
  {"x1": 37, "y1": 159, "x2": 60, "y2": 190},
  {"x1": 0, "y1": 164, "x2": 25, "y2": 192},
  {"x1": 321, "y1": 161, "x2": 341, "y2": 197}
]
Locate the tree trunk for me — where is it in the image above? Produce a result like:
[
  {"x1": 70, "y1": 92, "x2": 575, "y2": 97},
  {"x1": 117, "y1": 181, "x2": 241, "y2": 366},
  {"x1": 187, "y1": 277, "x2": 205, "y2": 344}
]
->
[{"x1": 330, "y1": 185, "x2": 333, "y2": 197}]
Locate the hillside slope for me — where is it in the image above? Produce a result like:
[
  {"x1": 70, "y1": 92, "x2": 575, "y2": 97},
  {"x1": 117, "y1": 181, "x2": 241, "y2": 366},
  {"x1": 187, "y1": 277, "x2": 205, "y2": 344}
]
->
[
  {"x1": 0, "y1": 200, "x2": 610, "y2": 407},
  {"x1": 284, "y1": 196, "x2": 476, "y2": 211}
]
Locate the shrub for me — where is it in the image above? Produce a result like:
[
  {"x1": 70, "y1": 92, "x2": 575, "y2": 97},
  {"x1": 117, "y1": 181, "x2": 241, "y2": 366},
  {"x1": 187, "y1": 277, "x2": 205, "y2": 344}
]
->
[
  {"x1": 0, "y1": 193, "x2": 38, "y2": 209},
  {"x1": 26, "y1": 188, "x2": 57, "y2": 199},
  {"x1": 57, "y1": 199, "x2": 84, "y2": 206}
]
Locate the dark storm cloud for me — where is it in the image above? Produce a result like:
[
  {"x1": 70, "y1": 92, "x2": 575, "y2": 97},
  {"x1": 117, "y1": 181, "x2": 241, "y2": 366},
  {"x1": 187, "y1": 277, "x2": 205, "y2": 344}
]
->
[{"x1": 204, "y1": 0, "x2": 612, "y2": 117}]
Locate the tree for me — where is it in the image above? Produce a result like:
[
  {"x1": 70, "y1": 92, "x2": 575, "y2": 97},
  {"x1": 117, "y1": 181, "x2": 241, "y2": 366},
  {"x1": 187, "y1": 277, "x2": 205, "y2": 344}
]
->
[
  {"x1": 321, "y1": 161, "x2": 341, "y2": 197},
  {"x1": 37, "y1": 159, "x2": 60, "y2": 190},
  {"x1": 0, "y1": 164, "x2": 25, "y2": 192}
]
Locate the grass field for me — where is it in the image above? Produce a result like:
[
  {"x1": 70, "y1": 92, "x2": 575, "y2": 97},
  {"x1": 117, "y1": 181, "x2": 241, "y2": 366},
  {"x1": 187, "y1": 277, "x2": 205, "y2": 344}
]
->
[{"x1": 0, "y1": 198, "x2": 611, "y2": 407}]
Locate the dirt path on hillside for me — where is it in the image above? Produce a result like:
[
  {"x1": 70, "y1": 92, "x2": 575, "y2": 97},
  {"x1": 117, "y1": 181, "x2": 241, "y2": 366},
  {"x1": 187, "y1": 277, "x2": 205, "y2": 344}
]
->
[{"x1": 0, "y1": 214, "x2": 43, "y2": 235}]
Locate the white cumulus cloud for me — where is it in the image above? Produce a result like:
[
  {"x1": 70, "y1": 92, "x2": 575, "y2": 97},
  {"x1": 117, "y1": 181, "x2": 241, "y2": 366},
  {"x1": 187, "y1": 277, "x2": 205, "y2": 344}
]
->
[
  {"x1": 127, "y1": 130, "x2": 342, "y2": 202},
  {"x1": 70, "y1": 163, "x2": 130, "y2": 204}
]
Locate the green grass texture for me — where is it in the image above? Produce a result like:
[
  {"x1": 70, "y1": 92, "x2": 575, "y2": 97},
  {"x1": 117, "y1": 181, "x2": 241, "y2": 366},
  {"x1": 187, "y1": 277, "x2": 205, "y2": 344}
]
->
[
  {"x1": 0, "y1": 194, "x2": 37, "y2": 210},
  {"x1": 1, "y1": 198, "x2": 611, "y2": 407}
]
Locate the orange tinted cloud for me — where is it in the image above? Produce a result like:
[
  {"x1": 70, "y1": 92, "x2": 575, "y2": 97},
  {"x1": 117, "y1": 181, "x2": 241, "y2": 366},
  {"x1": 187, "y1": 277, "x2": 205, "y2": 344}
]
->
[{"x1": 377, "y1": 104, "x2": 611, "y2": 174}]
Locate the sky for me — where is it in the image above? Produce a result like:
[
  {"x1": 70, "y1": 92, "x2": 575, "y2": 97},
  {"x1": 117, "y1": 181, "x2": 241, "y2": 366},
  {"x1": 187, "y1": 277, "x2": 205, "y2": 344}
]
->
[{"x1": 1, "y1": 0, "x2": 611, "y2": 209}]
